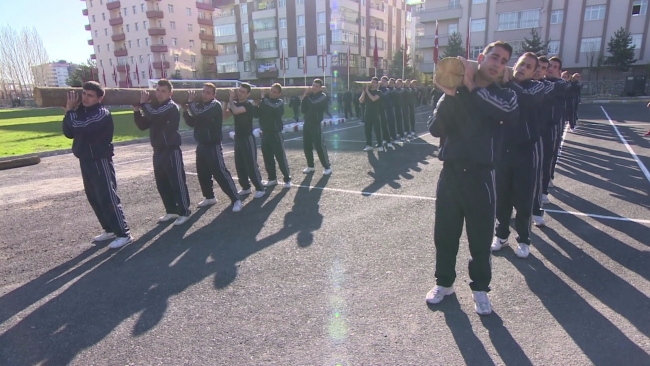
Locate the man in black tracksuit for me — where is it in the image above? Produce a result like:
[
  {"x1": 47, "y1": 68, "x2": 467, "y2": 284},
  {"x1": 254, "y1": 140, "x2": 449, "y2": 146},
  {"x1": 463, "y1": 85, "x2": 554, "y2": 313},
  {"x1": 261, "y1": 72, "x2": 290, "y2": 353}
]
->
[
  {"x1": 300, "y1": 78, "x2": 332, "y2": 175},
  {"x1": 227, "y1": 83, "x2": 266, "y2": 198},
  {"x1": 359, "y1": 77, "x2": 383, "y2": 151},
  {"x1": 491, "y1": 53, "x2": 545, "y2": 259},
  {"x1": 408, "y1": 81, "x2": 419, "y2": 137},
  {"x1": 290, "y1": 96, "x2": 301, "y2": 122},
  {"x1": 353, "y1": 88, "x2": 361, "y2": 120},
  {"x1": 567, "y1": 73, "x2": 582, "y2": 131},
  {"x1": 134, "y1": 79, "x2": 191, "y2": 225},
  {"x1": 426, "y1": 42, "x2": 519, "y2": 316},
  {"x1": 256, "y1": 83, "x2": 291, "y2": 188},
  {"x1": 343, "y1": 90, "x2": 353, "y2": 119},
  {"x1": 391, "y1": 79, "x2": 406, "y2": 141},
  {"x1": 182, "y1": 83, "x2": 242, "y2": 213},
  {"x1": 402, "y1": 80, "x2": 414, "y2": 139},
  {"x1": 63, "y1": 82, "x2": 132, "y2": 249},
  {"x1": 378, "y1": 77, "x2": 396, "y2": 148}
]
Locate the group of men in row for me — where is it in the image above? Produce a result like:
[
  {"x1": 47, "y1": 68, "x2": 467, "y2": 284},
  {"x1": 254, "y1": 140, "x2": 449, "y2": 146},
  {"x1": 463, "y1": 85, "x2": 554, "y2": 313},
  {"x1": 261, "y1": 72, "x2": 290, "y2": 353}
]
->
[
  {"x1": 425, "y1": 40, "x2": 582, "y2": 316},
  {"x1": 63, "y1": 78, "x2": 333, "y2": 250}
]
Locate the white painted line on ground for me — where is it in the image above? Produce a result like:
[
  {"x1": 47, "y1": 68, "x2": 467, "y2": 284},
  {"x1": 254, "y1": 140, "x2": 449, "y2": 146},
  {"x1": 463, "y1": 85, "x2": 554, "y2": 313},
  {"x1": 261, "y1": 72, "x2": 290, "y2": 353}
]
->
[
  {"x1": 600, "y1": 106, "x2": 650, "y2": 184},
  {"x1": 545, "y1": 209, "x2": 650, "y2": 225}
]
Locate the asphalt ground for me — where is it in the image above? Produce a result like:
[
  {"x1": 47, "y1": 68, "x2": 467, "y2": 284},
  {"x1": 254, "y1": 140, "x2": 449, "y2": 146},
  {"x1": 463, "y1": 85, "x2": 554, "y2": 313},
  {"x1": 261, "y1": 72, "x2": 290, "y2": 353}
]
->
[{"x1": 0, "y1": 103, "x2": 648, "y2": 365}]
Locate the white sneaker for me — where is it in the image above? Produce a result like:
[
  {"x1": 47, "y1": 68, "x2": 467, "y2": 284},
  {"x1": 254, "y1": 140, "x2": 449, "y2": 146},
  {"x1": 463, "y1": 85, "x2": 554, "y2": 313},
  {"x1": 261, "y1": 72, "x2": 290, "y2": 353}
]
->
[
  {"x1": 533, "y1": 215, "x2": 546, "y2": 227},
  {"x1": 491, "y1": 237, "x2": 508, "y2": 251},
  {"x1": 412, "y1": 133, "x2": 417, "y2": 138},
  {"x1": 197, "y1": 198, "x2": 217, "y2": 207},
  {"x1": 108, "y1": 235, "x2": 133, "y2": 249},
  {"x1": 377, "y1": 145, "x2": 384, "y2": 152},
  {"x1": 158, "y1": 213, "x2": 179, "y2": 223},
  {"x1": 363, "y1": 145, "x2": 373, "y2": 151},
  {"x1": 541, "y1": 194, "x2": 551, "y2": 204},
  {"x1": 425, "y1": 285, "x2": 455, "y2": 304},
  {"x1": 93, "y1": 231, "x2": 116, "y2": 242},
  {"x1": 283, "y1": 181, "x2": 292, "y2": 188},
  {"x1": 173, "y1": 215, "x2": 190, "y2": 226},
  {"x1": 302, "y1": 167, "x2": 316, "y2": 173},
  {"x1": 473, "y1": 291, "x2": 492, "y2": 315},
  {"x1": 392, "y1": 140, "x2": 400, "y2": 144},
  {"x1": 232, "y1": 200, "x2": 243, "y2": 212},
  {"x1": 323, "y1": 168, "x2": 332, "y2": 175},
  {"x1": 238, "y1": 188, "x2": 252, "y2": 195},
  {"x1": 263, "y1": 180, "x2": 277, "y2": 187},
  {"x1": 387, "y1": 143, "x2": 395, "y2": 150},
  {"x1": 516, "y1": 243, "x2": 530, "y2": 258},
  {"x1": 549, "y1": 180, "x2": 554, "y2": 188},
  {"x1": 253, "y1": 190, "x2": 265, "y2": 199}
]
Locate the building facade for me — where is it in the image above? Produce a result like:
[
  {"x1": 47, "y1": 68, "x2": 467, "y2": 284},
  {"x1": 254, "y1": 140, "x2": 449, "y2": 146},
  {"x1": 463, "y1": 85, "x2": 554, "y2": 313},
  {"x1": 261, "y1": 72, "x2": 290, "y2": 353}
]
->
[
  {"x1": 31, "y1": 60, "x2": 76, "y2": 87},
  {"x1": 416, "y1": 0, "x2": 649, "y2": 73}
]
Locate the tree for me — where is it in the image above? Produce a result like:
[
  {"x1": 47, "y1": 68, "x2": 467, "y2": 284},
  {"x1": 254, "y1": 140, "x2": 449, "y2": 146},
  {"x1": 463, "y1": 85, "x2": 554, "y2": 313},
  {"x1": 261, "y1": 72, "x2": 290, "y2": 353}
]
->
[
  {"x1": 583, "y1": 39, "x2": 603, "y2": 81},
  {"x1": 389, "y1": 47, "x2": 415, "y2": 79},
  {"x1": 605, "y1": 27, "x2": 637, "y2": 71},
  {"x1": 195, "y1": 57, "x2": 217, "y2": 79},
  {"x1": 66, "y1": 59, "x2": 97, "y2": 87},
  {"x1": 442, "y1": 32, "x2": 465, "y2": 58},
  {"x1": 0, "y1": 25, "x2": 49, "y2": 97},
  {"x1": 520, "y1": 28, "x2": 549, "y2": 56}
]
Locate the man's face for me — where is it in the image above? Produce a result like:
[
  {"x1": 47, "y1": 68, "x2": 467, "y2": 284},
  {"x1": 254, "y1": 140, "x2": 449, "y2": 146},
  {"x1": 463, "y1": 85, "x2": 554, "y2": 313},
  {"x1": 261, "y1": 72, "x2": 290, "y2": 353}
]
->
[
  {"x1": 478, "y1": 45, "x2": 510, "y2": 83},
  {"x1": 237, "y1": 87, "x2": 249, "y2": 101},
  {"x1": 573, "y1": 74, "x2": 582, "y2": 82},
  {"x1": 389, "y1": 80, "x2": 395, "y2": 88},
  {"x1": 396, "y1": 80, "x2": 403, "y2": 88},
  {"x1": 533, "y1": 62, "x2": 549, "y2": 80},
  {"x1": 155, "y1": 85, "x2": 172, "y2": 102},
  {"x1": 561, "y1": 71, "x2": 570, "y2": 81},
  {"x1": 411, "y1": 81, "x2": 418, "y2": 88},
  {"x1": 201, "y1": 86, "x2": 215, "y2": 102},
  {"x1": 405, "y1": 81, "x2": 411, "y2": 88},
  {"x1": 380, "y1": 79, "x2": 388, "y2": 87},
  {"x1": 514, "y1": 55, "x2": 537, "y2": 82},
  {"x1": 311, "y1": 82, "x2": 322, "y2": 93},
  {"x1": 269, "y1": 86, "x2": 281, "y2": 99},
  {"x1": 547, "y1": 60, "x2": 561, "y2": 78},
  {"x1": 370, "y1": 80, "x2": 378, "y2": 90},
  {"x1": 81, "y1": 89, "x2": 102, "y2": 107}
]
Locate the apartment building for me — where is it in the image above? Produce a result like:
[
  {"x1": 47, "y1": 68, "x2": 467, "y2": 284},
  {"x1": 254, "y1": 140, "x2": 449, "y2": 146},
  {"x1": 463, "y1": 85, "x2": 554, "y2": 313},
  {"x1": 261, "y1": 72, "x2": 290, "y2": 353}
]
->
[
  {"x1": 213, "y1": 0, "x2": 412, "y2": 85},
  {"x1": 416, "y1": 0, "x2": 649, "y2": 73},
  {"x1": 81, "y1": 0, "x2": 218, "y2": 88},
  {"x1": 31, "y1": 60, "x2": 76, "y2": 87}
]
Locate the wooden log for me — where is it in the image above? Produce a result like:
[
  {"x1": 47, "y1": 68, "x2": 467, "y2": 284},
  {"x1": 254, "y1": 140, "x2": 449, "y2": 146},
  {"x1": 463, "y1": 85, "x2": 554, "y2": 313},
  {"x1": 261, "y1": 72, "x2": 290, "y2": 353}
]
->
[
  {"x1": 33, "y1": 86, "x2": 324, "y2": 108},
  {"x1": 434, "y1": 58, "x2": 513, "y2": 88},
  {"x1": 0, "y1": 155, "x2": 41, "y2": 171}
]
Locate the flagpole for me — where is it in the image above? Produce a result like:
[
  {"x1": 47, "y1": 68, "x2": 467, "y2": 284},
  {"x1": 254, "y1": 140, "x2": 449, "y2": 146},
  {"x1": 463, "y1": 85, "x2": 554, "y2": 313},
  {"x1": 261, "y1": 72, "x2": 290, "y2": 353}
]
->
[{"x1": 402, "y1": 27, "x2": 405, "y2": 81}]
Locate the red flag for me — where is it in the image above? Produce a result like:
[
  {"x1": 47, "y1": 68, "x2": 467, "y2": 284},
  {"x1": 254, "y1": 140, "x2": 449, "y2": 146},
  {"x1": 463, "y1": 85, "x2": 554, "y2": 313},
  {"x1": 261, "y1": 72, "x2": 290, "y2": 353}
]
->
[
  {"x1": 90, "y1": 67, "x2": 95, "y2": 82},
  {"x1": 112, "y1": 65, "x2": 117, "y2": 85},
  {"x1": 135, "y1": 64, "x2": 140, "y2": 84},
  {"x1": 466, "y1": 17, "x2": 471, "y2": 59},
  {"x1": 347, "y1": 44, "x2": 350, "y2": 71},
  {"x1": 434, "y1": 20, "x2": 439, "y2": 65},
  {"x1": 102, "y1": 68, "x2": 107, "y2": 86},
  {"x1": 322, "y1": 45, "x2": 326, "y2": 72},
  {"x1": 281, "y1": 48, "x2": 286, "y2": 76},
  {"x1": 404, "y1": 34, "x2": 407, "y2": 67},
  {"x1": 160, "y1": 59, "x2": 164, "y2": 78},
  {"x1": 148, "y1": 59, "x2": 153, "y2": 79},
  {"x1": 303, "y1": 47, "x2": 307, "y2": 75},
  {"x1": 373, "y1": 31, "x2": 379, "y2": 69}
]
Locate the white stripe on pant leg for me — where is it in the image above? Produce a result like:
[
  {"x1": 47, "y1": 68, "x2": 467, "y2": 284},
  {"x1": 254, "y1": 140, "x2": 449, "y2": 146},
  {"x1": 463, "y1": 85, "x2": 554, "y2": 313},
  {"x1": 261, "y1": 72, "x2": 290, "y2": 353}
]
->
[
  {"x1": 101, "y1": 159, "x2": 128, "y2": 234},
  {"x1": 278, "y1": 131, "x2": 290, "y2": 177},
  {"x1": 248, "y1": 135, "x2": 263, "y2": 186},
  {"x1": 174, "y1": 150, "x2": 190, "y2": 213},
  {"x1": 215, "y1": 144, "x2": 239, "y2": 198}
]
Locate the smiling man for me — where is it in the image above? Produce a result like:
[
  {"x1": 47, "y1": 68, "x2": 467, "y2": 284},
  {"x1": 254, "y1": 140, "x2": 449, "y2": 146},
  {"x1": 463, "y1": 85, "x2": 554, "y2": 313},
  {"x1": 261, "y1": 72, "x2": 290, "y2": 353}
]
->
[{"x1": 427, "y1": 41, "x2": 520, "y2": 315}]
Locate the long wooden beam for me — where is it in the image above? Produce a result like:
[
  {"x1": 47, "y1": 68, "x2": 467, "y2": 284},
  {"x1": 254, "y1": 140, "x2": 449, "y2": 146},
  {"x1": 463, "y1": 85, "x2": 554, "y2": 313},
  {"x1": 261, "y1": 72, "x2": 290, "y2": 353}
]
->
[{"x1": 33, "y1": 86, "x2": 323, "y2": 107}]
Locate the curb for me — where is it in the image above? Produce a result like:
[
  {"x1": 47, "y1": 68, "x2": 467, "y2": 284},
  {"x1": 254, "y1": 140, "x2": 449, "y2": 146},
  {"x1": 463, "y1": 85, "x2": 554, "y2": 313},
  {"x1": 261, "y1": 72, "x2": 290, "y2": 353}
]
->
[
  {"x1": 581, "y1": 98, "x2": 648, "y2": 104},
  {"x1": 0, "y1": 155, "x2": 41, "y2": 171}
]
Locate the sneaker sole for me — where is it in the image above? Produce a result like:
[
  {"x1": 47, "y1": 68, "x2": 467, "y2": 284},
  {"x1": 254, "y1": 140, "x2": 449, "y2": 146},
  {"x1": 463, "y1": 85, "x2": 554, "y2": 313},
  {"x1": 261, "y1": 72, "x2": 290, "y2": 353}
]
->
[{"x1": 425, "y1": 288, "x2": 455, "y2": 304}]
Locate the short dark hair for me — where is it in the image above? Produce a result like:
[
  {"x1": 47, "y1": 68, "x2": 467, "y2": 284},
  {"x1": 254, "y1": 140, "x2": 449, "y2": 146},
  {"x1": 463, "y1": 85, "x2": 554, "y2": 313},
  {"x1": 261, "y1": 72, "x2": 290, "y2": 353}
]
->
[
  {"x1": 83, "y1": 81, "x2": 104, "y2": 97},
  {"x1": 396, "y1": 78, "x2": 403, "y2": 83},
  {"x1": 538, "y1": 56, "x2": 550, "y2": 65},
  {"x1": 371, "y1": 77, "x2": 379, "y2": 82},
  {"x1": 520, "y1": 52, "x2": 539, "y2": 68},
  {"x1": 313, "y1": 78, "x2": 323, "y2": 86},
  {"x1": 381, "y1": 76, "x2": 388, "y2": 81},
  {"x1": 157, "y1": 79, "x2": 173, "y2": 91},
  {"x1": 271, "y1": 83, "x2": 282, "y2": 93},
  {"x1": 240, "y1": 82, "x2": 252, "y2": 94},
  {"x1": 549, "y1": 56, "x2": 563, "y2": 69},
  {"x1": 203, "y1": 82, "x2": 216, "y2": 93},
  {"x1": 483, "y1": 40, "x2": 513, "y2": 59}
]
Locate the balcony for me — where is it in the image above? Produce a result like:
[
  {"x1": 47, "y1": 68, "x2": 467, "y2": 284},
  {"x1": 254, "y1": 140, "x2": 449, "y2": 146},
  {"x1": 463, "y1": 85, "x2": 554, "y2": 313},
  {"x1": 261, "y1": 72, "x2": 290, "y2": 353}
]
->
[
  {"x1": 196, "y1": 1, "x2": 214, "y2": 10},
  {"x1": 369, "y1": 3, "x2": 385, "y2": 19},
  {"x1": 152, "y1": 61, "x2": 170, "y2": 69},
  {"x1": 117, "y1": 64, "x2": 128, "y2": 72},
  {"x1": 200, "y1": 48, "x2": 219, "y2": 56},
  {"x1": 114, "y1": 49, "x2": 128, "y2": 57},
  {"x1": 214, "y1": 13, "x2": 236, "y2": 26},
  {"x1": 146, "y1": 10, "x2": 164, "y2": 19},
  {"x1": 253, "y1": 3, "x2": 277, "y2": 20},
  {"x1": 85, "y1": 24, "x2": 91, "y2": 30},
  {"x1": 109, "y1": 17, "x2": 123, "y2": 26},
  {"x1": 106, "y1": 0, "x2": 121, "y2": 10},
  {"x1": 82, "y1": 9, "x2": 88, "y2": 16},
  {"x1": 148, "y1": 27, "x2": 166, "y2": 36},
  {"x1": 111, "y1": 32, "x2": 126, "y2": 41},
  {"x1": 218, "y1": 71, "x2": 241, "y2": 80},
  {"x1": 256, "y1": 67, "x2": 279, "y2": 78},
  {"x1": 90, "y1": 54, "x2": 97, "y2": 59},
  {"x1": 199, "y1": 33, "x2": 214, "y2": 41},
  {"x1": 88, "y1": 39, "x2": 94, "y2": 45},
  {"x1": 418, "y1": 5, "x2": 462, "y2": 23},
  {"x1": 417, "y1": 34, "x2": 450, "y2": 48},
  {"x1": 197, "y1": 17, "x2": 213, "y2": 26},
  {"x1": 151, "y1": 45, "x2": 168, "y2": 52}
]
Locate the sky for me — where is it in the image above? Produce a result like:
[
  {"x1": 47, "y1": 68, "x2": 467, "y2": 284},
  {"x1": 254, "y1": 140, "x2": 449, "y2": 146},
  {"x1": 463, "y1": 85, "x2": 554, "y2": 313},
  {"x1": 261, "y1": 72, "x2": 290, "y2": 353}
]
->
[{"x1": 0, "y1": 0, "x2": 94, "y2": 64}]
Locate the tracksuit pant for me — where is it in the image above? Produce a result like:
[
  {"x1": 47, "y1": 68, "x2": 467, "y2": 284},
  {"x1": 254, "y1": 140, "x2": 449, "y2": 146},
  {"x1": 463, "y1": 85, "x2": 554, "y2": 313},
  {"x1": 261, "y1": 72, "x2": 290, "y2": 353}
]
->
[
  {"x1": 378, "y1": 108, "x2": 391, "y2": 143},
  {"x1": 261, "y1": 130, "x2": 291, "y2": 183},
  {"x1": 234, "y1": 135, "x2": 264, "y2": 191},
  {"x1": 292, "y1": 107, "x2": 300, "y2": 122},
  {"x1": 434, "y1": 162, "x2": 495, "y2": 292},
  {"x1": 196, "y1": 143, "x2": 239, "y2": 203},
  {"x1": 80, "y1": 158, "x2": 130, "y2": 238},
  {"x1": 402, "y1": 105, "x2": 412, "y2": 135},
  {"x1": 344, "y1": 103, "x2": 353, "y2": 119},
  {"x1": 153, "y1": 148, "x2": 191, "y2": 217},
  {"x1": 394, "y1": 106, "x2": 404, "y2": 137},
  {"x1": 385, "y1": 107, "x2": 397, "y2": 142},
  {"x1": 495, "y1": 143, "x2": 538, "y2": 245},
  {"x1": 541, "y1": 125, "x2": 559, "y2": 195},
  {"x1": 303, "y1": 121, "x2": 331, "y2": 169},
  {"x1": 408, "y1": 104, "x2": 416, "y2": 134},
  {"x1": 354, "y1": 103, "x2": 361, "y2": 120},
  {"x1": 532, "y1": 137, "x2": 545, "y2": 217},
  {"x1": 364, "y1": 112, "x2": 382, "y2": 147},
  {"x1": 550, "y1": 121, "x2": 564, "y2": 181}
]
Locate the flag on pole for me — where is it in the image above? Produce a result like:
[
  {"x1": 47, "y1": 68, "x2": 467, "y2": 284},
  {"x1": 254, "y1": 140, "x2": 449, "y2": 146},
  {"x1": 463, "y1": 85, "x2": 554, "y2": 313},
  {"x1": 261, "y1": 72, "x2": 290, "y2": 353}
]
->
[
  {"x1": 148, "y1": 59, "x2": 153, "y2": 79},
  {"x1": 126, "y1": 64, "x2": 131, "y2": 88},
  {"x1": 90, "y1": 67, "x2": 95, "y2": 82},
  {"x1": 322, "y1": 45, "x2": 326, "y2": 72},
  {"x1": 281, "y1": 48, "x2": 286, "y2": 77},
  {"x1": 303, "y1": 47, "x2": 307, "y2": 75},
  {"x1": 135, "y1": 64, "x2": 141, "y2": 85},
  {"x1": 466, "y1": 17, "x2": 471, "y2": 59},
  {"x1": 112, "y1": 65, "x2": 118, "y2": 85},
  {"x1": 102, "y1": 68, "x2": 107, "y2": 86},
  {"x1": 160, "y1": 60, "x2": 164, "y2": 78},
  {"x1": 373, "y1": 31, "x2": 379, "y2": 72},
  {"x1": 404, "y1": 34, "x2": 407, "y2": 67},
  {"x1": 347, "y1": 44, "x2": 350, "y2": 72},
  {"x1": 434, "y1": 20, "x2": 439, "y2": 66}
]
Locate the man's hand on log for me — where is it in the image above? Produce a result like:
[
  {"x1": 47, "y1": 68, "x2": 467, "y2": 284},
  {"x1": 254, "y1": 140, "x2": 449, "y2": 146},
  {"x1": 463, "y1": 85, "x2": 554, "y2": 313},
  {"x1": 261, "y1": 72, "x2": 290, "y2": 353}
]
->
[
  {"x1": 139, "y1": 90, "x2": 151, "y2": 104},
  {"x1": 229, "y1": 89, "x2": 235, "y2": 102},
  {"x1": 187, "y1": 90, "x2": 197, "y2": 103},
  {"x1": 64, "y1": 91, "x2": 79, "y2": 112}
]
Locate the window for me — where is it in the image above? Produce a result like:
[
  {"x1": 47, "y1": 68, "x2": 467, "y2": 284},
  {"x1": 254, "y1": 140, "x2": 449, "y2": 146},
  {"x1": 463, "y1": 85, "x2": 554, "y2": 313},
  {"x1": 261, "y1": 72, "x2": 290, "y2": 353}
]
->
[
  {"x1": 139, "y1": 55, "x2": 144, "y2": 63},
  {"x1": 186, "y1": 23, "x2": 192, "y2": 31},
  {"x1": 143, "y1": 20, "x2": 148, "y2": 29},
  {"x1": 168, "y1": 4, "x2": 174, "y2": 13},
  {"x1": 584, "y1": 5, "x2": 606, "y2": 21},
  {"x1": 100, "y1": 60, "x2": 103, "y2": 67},
  {"x1": 332, "y1": 30, "x2": 359, "y2": 44},
  {"x1": 198, "y1": 11, "x2": 206, "y2": 19},
  {"x1": 242, "y1": 23, "x2": 249, "y2": 33},
  {"x1": 298, "y1": 57, "x2": 304, "y2": 68},
  {"x1": 141, "y1": 4, "x2": 145, "y2": 12},
  {"x1": 132, "y1": 5, "x2": 136, "y2": 13},
  {"x1": 550, "y1": 9, "x2": 563, "y2": 24},
  {"x1": 471, "y1": 18, "x2": 486, "y2": 32},
  {"x1": 318, "y1": 12, "x2": 326, "y2": 23},
  {"x1": 448, "y1": 23, "x2": 458, "y2": 34},
  {"x1": 104, "y1": 28, "x2": 107, "y2": 36},
  {"x1": 102, "y1": 13, "x2": 106, "y2": 20},
  {"x1": 170, "y1": 21, "x2": 176, "y2": 29},
  {"x1": 472, "y1": 0, "x2": 487, "y2": 3},
  {"x1": 298, "y1": 15, "x2": 305, "y2": 26},
  {"x1": 547, "y1": 40, "x2": 560, "y2": 55},
  {"x1": 218, "y1": 61, "x2": 238, "y2": 73},
  {"x1": 631, "y1": 34, "x2": 643, "y2": 50},
  {"x1": 90, "y1": 0, "x2": 93, "y2": 7},
  {"x1": 92, "y1": 15, "x2": 96, "y2": 22},
  {"x1": 256, "y1": 38, "x2": 277, "y2": 50},
  {"x1": 190, "y1": 40, "x2": 194, "y2": 47},
  {"x1": 253, "y1": 18, "x2": 276, "y2": 31},
  {"x1": 633, "y1": 0, "x2": 648, "y2": 15},
  {"x1": 125, "y1": 24, "x2": 130, "y2": 32},
  {"x1": 362, "y1": 37, "x2": 365, "y2": 47},
  {"x1": 110, "y1": 59, "x2": 113, "y2": 66},
  {"x1": 281, "y1": 38, "x2": 288, "y2": 49},
  {"x1": 297, "y1": 0, "x2": 304, "y2": 4},
  {"x1": 137, "y1": 39, "x2": 141, "y2": 47},
  {"x1": 145, "y1": 37, "x2": 150, "y2": 46},
  {"x1": 580, "y1": 37, "x2": 602, "y2": 52},
  {"x1": 174, "y1": 54, "x2": 179, "y2": 61},
  {"x1": 130, "y1": 56, "x2": 134, "y2": 64},
  {"x1": 97, "y1": 45, "x2": 101, "y2": 52},
  {"x1": 135, "y1": 23, "x2": 139, "y2": 31},
  {"x1": 159, "y1": 38, "x2": 164, "y2": 45},
  {"x1": 107, "y1": 43, "x2": 110, "y2": 51},
  {"x1": 298, "y1": 36, "x2": 305, "y2": 47},
  {"x1": 244, "y1": 42, "x2": 250, "y2": 52},
  {"x1": 497, "y1": 9, "x2": 540, "y2": 30},
  {"x1": 241, "y1": 4, "x2": 247, "y2": 14},
  {"x1": 279, "y1": 0, "x2": 286, "y2": 7},
  {"x1": 191, "y1": 55, "x2": 196, "y2": 62},
  {"x1": 123, "y1": 7, "x2": 127, "y2": 15},
  {"x1": 318, "y1": 55, "x2": 326, "y2": 67},
  {"x1": 186, "y1": 7, "x2": 191, "y2": 16},
  {"x1": 361, "y1": 57, "x2": 366, "y2": 68},
  {"x1": 128, "y1": 40, "x2": 132, "y2": 48},
  {"x1": 361, "y1": 16, "x2": 365, "y2": 26},
  {"x1": 470, "y1": 45, "x2": 483, "y2": 59},
  {"x1": 280, "y1": 18, "x2": 287, "y2": 28},
  {"x1": 172, "y1": 37, "x2": 177, "y2": 46},
  {"x1": 318, "y1": 34, "x2": 326, "y2": 45},
  {"x1": 215, "y1": 24, "x2": 236, "y2": 36}
]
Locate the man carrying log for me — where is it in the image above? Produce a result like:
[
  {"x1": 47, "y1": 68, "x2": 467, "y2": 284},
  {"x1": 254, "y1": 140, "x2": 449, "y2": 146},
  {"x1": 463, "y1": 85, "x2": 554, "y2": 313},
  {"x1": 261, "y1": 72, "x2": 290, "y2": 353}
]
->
[
  {"x1": 256, "y1": 83, "x2": 292, "y2": 189},
  {"x1": 133, "y1": 79, "x2": 192, "y2": 226},
  {"x1": 300, "y1": 79, "x2": 332, "y2": 175},
  {"x1": 182, "y1": 83, "x2": 243, "y2": 213},
  {"x1": 63, "y1": 81, "x2": 132, "y2": 249}
]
